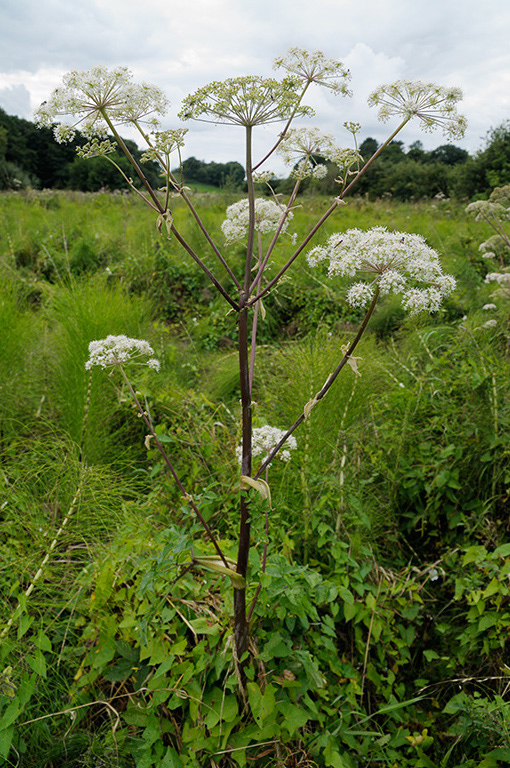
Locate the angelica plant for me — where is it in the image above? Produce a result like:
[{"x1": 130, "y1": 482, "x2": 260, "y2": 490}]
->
[{"x1": 36, "y1": 49, "x2": 465, "y2": 668}]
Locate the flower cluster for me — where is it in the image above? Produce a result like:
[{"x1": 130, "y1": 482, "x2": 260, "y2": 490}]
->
[
  {"x1": 140, "y1": 129, "x2": 188, "y2": 164},
  {"x1": 179, "y1": 76, "x2": 312, "y2": 127},
  {"x1": 368, "y1": 80, "x2": 467, "y2": 140},
  {"x1": 277, "y1": 127, "x2": 361, "y2": 180},
  {"x1": 485, "y1": 271, "x2": 510, "y2": 287},
  {"x1": 236, "y1": 426, "x2": 297, "y2": 465},
  {"x1": 221, "y1": 198, "x2": 292, "y2": 243},
  {"x1": 76, "y1": 138, "x2": 117, "y2": 159},
  {"x1": 307, "y1": 226, "x2": 456, "y2": 313},
  {"x1": 85, "y1": 335, "x2": 160, "y2": 371},
  {"x1": 466, "y1": 200, "x2": 510, "y2": 223},
  {"x1": 273, "y1": 47, "x2": 352, "y2": 97},
  {"x1": 34, "y1": 66, "x2": 169, "y2": 143}
]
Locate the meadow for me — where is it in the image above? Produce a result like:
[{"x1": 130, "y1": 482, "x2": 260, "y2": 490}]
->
[{"x1": 0, "y1": 188, "x2": 509, "y2": 768}]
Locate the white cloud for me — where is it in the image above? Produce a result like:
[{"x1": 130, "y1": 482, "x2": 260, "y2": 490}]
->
[{"x1": 1, "y1": 0, "x2": 510, "y2": 168}]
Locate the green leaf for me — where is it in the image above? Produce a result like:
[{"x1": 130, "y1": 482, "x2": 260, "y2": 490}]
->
[
  {"x1": 89, "y1": 635, "x2": 117, "y2": 668},
  {"x1": 463, "y1": 546, "x2": 487, "y2": 565},
  {"x1": 323, "y1": 741, "x2": 356, "y2": 768},
  {"x1": 160, "y1": 747, "x2": 184, "y2": 768},
  {"x1": 0, "y1": 725, "x2": 14, "y2": 760},
  {"x1": 338, "y1": 586, "x2": 354, "y2": 605},
  {"x1": 494, "y1": 544, "x2": 510, "y2": 559},
  {"x1": 279, "y1": 700, "x2": 310, "y2": 736},
  {"x1": 188, "y1": 617, "x2": 221, "y2": 635},
  {"x1": 479, "y1": 748, "x2": 510, "y2": 766},
  {"x1": 0, "y1": 699, "x2": 20, "y2": 729},
  {"x1": 247, "y1": 682, "x2": 276, "y2": 727},
  {"x1": 343, "y1": 602, "x2": 360, "y2": 622},
  {"x1": 17, "y1": 612, "x2": 34, "y2": 639},
  {"x1": 27, "y1": 650, "x2": 47, "y2": 679},
  {"x1": 34, "y1": 629, "x2": 52, "y2": 653}
]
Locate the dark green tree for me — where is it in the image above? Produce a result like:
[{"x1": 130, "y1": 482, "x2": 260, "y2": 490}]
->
[{"x1": 428, "y1": 144, "x2": 469, "y2": 166}]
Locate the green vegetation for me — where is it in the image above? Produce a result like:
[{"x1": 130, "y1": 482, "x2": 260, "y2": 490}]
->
[
  {"x1": 0, "y1": 190, "x2": 509, "y2": 767},
  {"x1": 2, "y1": 104, "x2": 510, "y2": 200}
]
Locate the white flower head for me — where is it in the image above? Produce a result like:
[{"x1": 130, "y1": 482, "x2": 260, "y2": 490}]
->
[
  {"x1": 482, "y1": 303, "x2": 497, "y2": 311},
  {"x1": 368, "y1": 80, "x2": 467, "y2": 140},
  {"x1": 278, "y1": 127, "x2": 361, "y2": 181},
  {"x1": 312, "y1": 164, "x2": 328, "y2": 180},
  {"x1": 34, "y1": 66, "x2": 169, "y2": 143},
  {"x1": 466, "y1": 200, "x2": 510, "y2": 223},
  {"x1": 278, "y1": 126, "x2": 337, "y2": 166},
  {"x1": 221, "y1": 198, "x2": 292, "y2": 243},
  {"x1": 485, "y1": 271, "x2": 510, "y2": 286},
  {"x1": 307, "y1": 226, "x2": 456, "y2": 313},
  {"x1": 482, "y1": 319, "x2": 498, "y2": 329},
  {"x1": 236, "y1": 425, "x2": 297, "y2": 466},
  {"x1": 85, "y1": 335, "x2": 160, "y2": 370},
  {"x1": 273, "y1": 47, "x2": 352, "y2": 97}
]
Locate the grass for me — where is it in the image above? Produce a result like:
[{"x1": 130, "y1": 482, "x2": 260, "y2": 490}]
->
[{"x1": 0, "y1": 189, "x2": 509, "y2": 767}]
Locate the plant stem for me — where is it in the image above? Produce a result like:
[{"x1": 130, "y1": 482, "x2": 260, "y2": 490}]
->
[
  {"x1": 253, "y1": 287, "x2": 380, "y2": 478},
  {"x1": 234, "y1": 304, "x2": 252, "y2": 663},
  {"x1": 101, "y1": 112, "x2": 164, "y2": 213},
  {"x1": 233, "y1": 125, "x2": 257, "y2": 665}
]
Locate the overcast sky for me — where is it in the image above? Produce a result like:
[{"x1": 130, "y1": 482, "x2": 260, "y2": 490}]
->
[{"x1": 1, "y1": 0, "x2": 509, "y2": 175}]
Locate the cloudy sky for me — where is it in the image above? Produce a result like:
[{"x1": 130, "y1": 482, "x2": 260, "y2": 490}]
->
[{"x1": 1, "y1": 0, "x2": 509, "y2": 175}]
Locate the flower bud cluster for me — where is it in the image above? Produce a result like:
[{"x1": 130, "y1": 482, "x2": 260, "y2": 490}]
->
[
  {"x1": 140, "y1": 129, "x2": 188, "y2": 163},
  {"x1": 85, "y1": 335, "x2": 160, "y2": 370},
  {"x1": 278, "y1": 127, "x2": 361, "y2": 180},
  {"x1": 307, "y1": 226, "x2": 456, "y2": 313},
  {"x1": 76, "y1": 138, "x2": 117, "y2": 159}
]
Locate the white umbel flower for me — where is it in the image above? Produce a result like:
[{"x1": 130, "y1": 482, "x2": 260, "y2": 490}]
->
[
  {"x1": 221, "y1": 198, "x2": 292, "y2": 243},
  {"x1": 368, "y1": 80, "x2": 466, "y2": 140},
  {"x1": 35, "y1": 66, "x2": 169, "y2": 142},
  {"x1": 273, "y1": 47, "x2": 352, "y2": 96},
  {"x1": 307, "y1": 226, "x2": 456, "y2": 313},
  {"x1": 85, "y1": 335, "x2": 160, "y2": 370},
  {"x1": 236, "y1": 426, "x2": 297, "y2": 465}
]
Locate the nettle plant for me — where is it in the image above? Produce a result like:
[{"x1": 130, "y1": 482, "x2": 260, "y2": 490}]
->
[{"x1": 36, "y1": 49, "x2": 464, "y2": 668}]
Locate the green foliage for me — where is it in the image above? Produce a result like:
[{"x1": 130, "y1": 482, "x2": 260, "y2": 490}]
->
[
  {"x1": 1, "y1": 191, "x2": 509, "y2": 766},
  {"x1": 182, "y1": 157, "x2": 245, "y2": 190}
]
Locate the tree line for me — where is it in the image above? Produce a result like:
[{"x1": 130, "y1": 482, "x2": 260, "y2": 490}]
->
[{"x1": 1, "y1": 106, "x2": 509, "y2": 200}]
